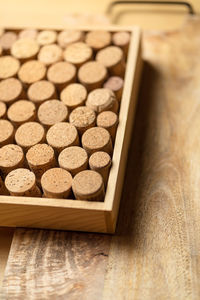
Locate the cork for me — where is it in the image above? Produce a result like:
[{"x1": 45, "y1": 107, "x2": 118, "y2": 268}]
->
[
  {"x1": 85, "y1": 30, "x2": 111, "y2": 51},
  {"x1": 86, "y1": 88, "x2": 118, "y2": 114},
  {"x1": 37, "y1": 30, "x2": 57, "y2": 45},
  {"x1": 0, "y1": 101, "x2": 6, "y2": 118},
  {"x1": 26, "y1": 143, "x2": 56, "y2": 180},
  {"x1": 5, "y1": 168, "x2": 41, "y2": 197},
  {"x1": 58, "y1": 146, "x2": 88, "y2": 176},
  {"x1": 38, "y1": 100, "x2": 68, "y2": 128},
  {"x1": 0, "y1": 174, "x2": 9, "y2": 195},
  {"x1": 97, "y1": 111, "x2": 118, "y2": 142},
  {"x1": 0, "y1": 120, "x2": 14, "y2": 147},
  {"x1": 11, "y1": 38, "x2": 39, "y2": 61},
  {"x1": 0, "y1": 144, "x2": 25, "y2": 176},
  {"x1": 78, "y1": 61, "x2": 107, "y2": 91},
  {"x1": 46, "y1": 122, "x2": 79, "y2": 153},
  {"x1": 0, "y1": 32, "x2": 17, "y2": 53},
  {"x1": 47, "y1": 61, "x2": 76, "y2": 90},
  {"x1": 82, "y1": 127, "x2": 112, "y2": 156},
  {"x1": 0, "y1": 78, "x2": 24, "y2": 104},
  {"x1": 72, "y1": 170, "x2": 105, "y2": 201},
  {"x1": 41, "y1": 167, "x2": 72, "y2": 199},
  {"x1": 27, "y1": 80, "x2": 57, "y2": 106},
  {"x1": 18, "y1": 60, "x2": 46, "y2": 86},
  {"x1": 0, "y1": 28, "x2": 5, "y2": 38},
  {"x1": 112, "y1": 31, "x2": 130, "y2": 56},
  {"x1": 15, "y1": 122, "x2": 45, "y2": 151},
  {"x1": 60, "y1": 83, "x2": 87, "y2": 111},
  {"x1": 19, "y1": 29, "x2": 38, "y2": 40},
  {"x1": 38, "y1": 44, "x2": 63, "y2": 66},
  {"x1": 89, "y1": 151, "x2": 111, "y2": 185},
  {"x1": 8, "y1": 100, "x2": 36, "y2": 126},
  {"x1": 96, "y1": 46, "x2": 125, "y2": 76},
  {"x1": 103, "y1": 76, "x2": 124, "y2": 102},
  {"x1": 0, "y1": 56, "x2": 20, "y2": 79},
  {"x1": 63, "y1": 42, "x2": 92, "y2": 67},
  {"x1": 57, "y1": 30, "x2": 83, "y2": 48},
  {"x1": 69, "y1": 106, "x2": 96, "y2": 135}
]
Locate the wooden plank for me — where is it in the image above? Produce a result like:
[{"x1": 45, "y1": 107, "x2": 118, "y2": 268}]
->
[{"x1": 0, "y1": 228, "x2": 13, "y2": 287}]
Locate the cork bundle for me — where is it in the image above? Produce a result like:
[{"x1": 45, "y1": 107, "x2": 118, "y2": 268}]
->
[{"x1": 0, "y1": 27, "x2": 130, "y2": 202}]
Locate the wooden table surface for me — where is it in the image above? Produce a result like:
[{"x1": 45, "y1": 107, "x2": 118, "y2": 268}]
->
[{"x1": 1, "y1": 1, "x2": 200, "y2": 299}]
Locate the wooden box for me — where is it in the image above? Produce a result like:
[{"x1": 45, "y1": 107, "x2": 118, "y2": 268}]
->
[{"x1": 0, "y1": 25, "x2": 142, "y2": 233}]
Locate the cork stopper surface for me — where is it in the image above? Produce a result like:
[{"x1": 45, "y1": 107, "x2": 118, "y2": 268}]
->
[
  {"x1": 89, "y1": 151, "x2": 111, "y2": 169},
  {"x1": 57, "y1": 30, "x2": 83, "y2": 48},
  {"x1": 38, "y1": 44, "x2": 62, "y2": 66},
  {"x1": 0, "y1": 120, "x2": 14, "y2": 145},
  {"x1": 19, "y1": 29, "x2": 38, "y2": 40},
  {"x1": 28, "y1": 80, "x2": 56, "y2": 103},
  {"x1": 26, "y1": 143, "x2": 54, "y2": 167},
  {"x1": 86, "y1": 88, "x2": 117, "y2": 113},
  {"x1": 41, "y1": 168, "x2": 72, "y2": 194},
  {"x1": 63, "y1": 42, "x2": 92, "y2": 66},
  {"x1": 112, "y1": 31, "x2": 130, "y2": 47},
  {"x1": 96, "y1": 46, "x2": 123, "y2": 68},
  {"x1": 103, "y1": 76, "x2": 124, "y2": 92},
  {"x1": 72, "y1": 170, "x2": 103, "y2": 196},
  {"x1": 78, "y1": 61, "x2": 107, "y2": 86},
  {"x1": 69, "y1": 106, "x2": 96, "y2": 129},
  {"x1": 0, "y1": 144, "x2": 24, "y2": 168},
  {"x1": 15, "y1": 122, "x2": 45, "y2": 148},
  {"x1": 47, "y1": 61, "x2": 76, "y2": 85},
  {"x1": 85, "y1": 31, "x2": 111, "y2": 50},
  {"x1": 97, "y1": 111, "x2": 118, "y2": 128},
  {"x1": 18, "y1": 60, "x2": 46, "y2": 84},
  {"x1": 37, "y1": 30, "x2": 57, "y2": 46},
  {"x1": 8, "y1": 100, "x2": 36, "y2": 125},
  {"x1": 11, "y1": 38, "x2": 39, "y2": 60},
  {"x1": 82, "y1": 127, "x2": 111, "y2": 151},
  {"x1": 0, "y1": 56, "x2": 20, "y2": 79},
  {"x1": 5, "y1": 168, "x2": 36, "y2": 194},
  {"x1": 0, "y1": 32, "x2": 17, "y2": 51},
  {"x1": 60, "y1": 83, "x2": 87, "y2": 109},
  {"x1": 38, "y1": 100, "x2": 68, "y2": 127},
  {"x1": 0, "y1": 78, "x2": 23, "y2": 103},
  {"x1": 0, "y1": 101, "x2": 6, "y2": 118}
]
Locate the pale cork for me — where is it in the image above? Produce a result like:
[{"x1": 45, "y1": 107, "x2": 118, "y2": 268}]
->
[
  {"x1": 26, "y1": 143, "x2": 56, "y2": 180},
  {"x1": 8, "y1": 100, "x2": 36, "y2": 126},
  {"x1": 0, "y1": 56, "x2": 20, "y2": 79},
  {"x1": 89, "y1": 151, "x2": 111, "y2": 185},
  {"x1": 0, "y1": 32, "x2": 17, "y2": 53},
  {"x1": 0, "y1": 175, "x2": 9, "y2": 195},
  {"x1": 86, "y1": 88, "x2": 118, "y2": 114},
  {"x1": 72, "y1": 170, "x2": 105, "y2": 201},
  {"x1": 60, "y1": 83, "x2": 87, "y2": 111},
  {"x1": 112, "y1": 31, "x2": 130, "y2": 56},
  {"x1": 78, "y1": 61, "x2": 107, "y2": 91},
  {"x1": 57, "y1": 30, "x2": 83, "y2": 48},
  {"x1": 41, "y1": 167, "x2": 72, "y2": 199},
  {"x1": 19, "y1": 29, "x2": 38, "y2": 40},
  {"x1": 69, "y1": 106, "x2": 96, "y2": 135},
  {"x1": 38, "y1": 44, "x2": 63, "y2": 66},
  {"x1": 63, "y1": 42, "x2": 92, "y2": 67},
  {"x1": 103, "y1": 76, "x2": 124, "y2": 101},
  {"x1": 82, "y1": 126, "x2": 113, "y2": 156},
  {"x1": 15, "y1": 121, "x2": 45, "y2": 151},
  {"x1": 37, "y1": 30, "x2": 57, "y2": 46},
  {"x1": 46, "y1": 122, "x2": 79, "y2": 153},
  {"x1": 27, "y1": 80, "x2": 56, "y2": 105},
  {"x1": 47, "y1": 61, "x2": 76, "y2": 90},
  {"x1": 0, "y1": 144, "x2": 25, "y2": 176},
  {"x1": 5, "y1": 168, "x2": 41, "y2": 197},
  {"x1": 38, "y1": 100, "x2": 68, "y2": 128},
  {"x1": 11, "y1": 38, "x2": 39, "y2": 60},
  {"x1": 85, "y1": 30, "x2": 111, "y2": 51},
  {"x1": 0, "y1": 78, "x2": 24, "y2": 104},
  {"x1": 97, "y1": 111, "x2": 118, "y2": 142},
  {"x1": 96, "y1": 46, "x2": 125, "y2": 76},
  {"x1": 0, "y1": 120, "x2": 14, "y2": 147},
  {"x1": 18, "y1": 60, "x2": 46, "y2": 85},
  {"x1": 0, "y1": 101, "x2": 6, "y2": 118},
  {"x1": 58, "y1": 146, "x2": 88, "y2": 176}
]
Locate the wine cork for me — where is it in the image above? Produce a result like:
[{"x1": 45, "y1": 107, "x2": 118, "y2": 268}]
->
[
  {"x1": 78, "y1": 61, "x2": 107, "y2": 91},
  {"x1": 26, "y1": 143, "x2": 56, "y2": 180},
  {"x1": 82, "y1": 127, "x2": 112, "y2": 156},
  {"x1": 96, "y1": 46, "x2": 125, "y2": 76},
  {"x1": 0, "y1": 101, "x2": 6, "y2": 118},
  {"x1": 57, "y1": 30, "x2": 83, "y2": 48},
  {"x1": 0, "y1": 120, "x2": 14, "y2": 147},
  {"x1": 103, "y1": 76, "x2": 124, "y2": 102},
  {"x1": 38, "y1": 44, "x2": 63, "y2": 66},
  {"x1": 63, "y1": 42, "x2": 92, "y2": 67},
  {"x1": 0, "y1": 144, "x2": 25, "y2": 176},
  {"x1": 89, "y1": 151, "x2": 111, "y2": 185},
  {"x1": 72, "y1": 170, "x2": 105, "y2": 201},
  {"x1": 112, "y1": 31, "x2": 130, "y2": 56},
  {"x1": 8, "y1": 100, "x2": 36, "y2": 126},
  {"x1": 11, "y1": 38, "x2": 39, "y2": 61},
  {"x1": 41, "y1": 167, "x2": 72, "y2": 199},
  {"x1": 60, "y1": 83, "x2": 87, "y2": 111},
  {"x1": 69, "y1": 106, "x2": 96, "y2": 135},
  {"x1": 0, "y1": 32, "x2": 17, "y2": 53},
  {"x1": 47, "y1": 61, "x2": 76, "y2": 90},
  {"x1": 0, "y1": 175, "x2": 9, "y2": 195},
  {"x1": 0, "y1": 56, "x2": 20, "y2": 79},
  {"x1": 37, "y1": 30, "x2": 57, "y2": 45},
  {"x1": 0, "y1": 78, "x2": 24, "y2": 104},
  {"x1": 86, "y1": 88, "x2": 118, "y2": 114},
  {"x1": 19, "y1": 29, "x2": 38, "y2": 40},
  {"x1": 38, "y1": 100, "x2": 68, "y2": 128},
  {"x1": 85, "y1": 30, "x2": 111, "y2": 51},
  {"x1": 18, "y1": 60, "x2": 46, "y2": 86},
  {"x1": 46, "y1": 122, "x2": 79, "y2": 153},
  {"x1": 58, "y1": 146, "x2": 88, "y2": 176},
  {"x1": 27, "y1": 80, "x2": 57, "y2": 106},
  {"x1": 15, "y1": 122, "x2": 45, "y2": 151},
  {"x1": 97, "y1": 111, "x2": 118, "y2": 142},
  {"x1": 5, "y1": 168, "x2": 41, "y2": 197}
]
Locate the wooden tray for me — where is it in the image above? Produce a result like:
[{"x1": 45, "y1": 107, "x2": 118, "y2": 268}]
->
[{"x1": 0, "y1": 25, "x2": 142, "y2": 233}]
